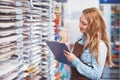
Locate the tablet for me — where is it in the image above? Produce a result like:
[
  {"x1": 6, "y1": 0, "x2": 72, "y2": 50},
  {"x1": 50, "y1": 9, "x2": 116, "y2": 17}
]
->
[{"x1": 46, "y1": 40, "x2": 73, "y2": 66}]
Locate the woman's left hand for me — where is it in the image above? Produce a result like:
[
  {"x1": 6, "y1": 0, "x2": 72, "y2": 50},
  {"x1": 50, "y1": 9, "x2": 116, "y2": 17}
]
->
[{"x1": 64, "y1": 50, "x2": 76, "y2": 62}]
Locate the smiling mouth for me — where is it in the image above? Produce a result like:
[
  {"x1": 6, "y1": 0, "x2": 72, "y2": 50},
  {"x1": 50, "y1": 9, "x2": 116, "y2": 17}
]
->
[{"x1": 80, "y1": 28, "x2": 84, "y2": 30}]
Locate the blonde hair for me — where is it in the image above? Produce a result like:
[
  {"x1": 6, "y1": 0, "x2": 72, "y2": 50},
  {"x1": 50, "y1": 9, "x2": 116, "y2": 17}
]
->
[{"x1": 82, "y1": 7, "x2": 113, "y2": 66}]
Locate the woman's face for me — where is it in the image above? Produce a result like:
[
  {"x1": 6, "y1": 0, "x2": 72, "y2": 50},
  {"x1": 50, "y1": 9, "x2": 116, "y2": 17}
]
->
[{"x1": 79, "y1": 14, "x2": 88, "y2": 33}]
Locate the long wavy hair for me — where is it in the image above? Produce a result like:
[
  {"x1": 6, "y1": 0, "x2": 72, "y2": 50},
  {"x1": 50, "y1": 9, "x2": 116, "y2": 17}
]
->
[{"x1": 82, "y1": 7, "x2": 113, "y2": 66}]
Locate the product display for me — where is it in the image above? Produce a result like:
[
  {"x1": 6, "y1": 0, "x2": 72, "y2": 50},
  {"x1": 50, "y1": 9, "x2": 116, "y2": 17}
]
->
[
  {"x1": 0, "y1": 0, "x2": 68, "y2": 80},
  {"x1": 100, "y1": 4, "x2": 120, "y2": 79},
  {"x1": 0, "y1": 1, "x2": 24, "y2": 79}
]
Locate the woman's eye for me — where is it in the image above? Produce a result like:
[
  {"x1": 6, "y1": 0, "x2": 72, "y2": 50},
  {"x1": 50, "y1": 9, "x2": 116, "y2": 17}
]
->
[
  {"x1": 83, "y1": 23, "x2": 87, "y2": 25},
  {"x1": 80, "y1": 20, "x2": 87, "y2": 25},
  {"x1": 82, "y1": 22, "x2": 87, "y2": 25}
]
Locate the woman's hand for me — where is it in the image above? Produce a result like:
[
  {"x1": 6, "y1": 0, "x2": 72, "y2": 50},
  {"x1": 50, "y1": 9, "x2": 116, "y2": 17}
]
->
[{"x1": 64, "y1": 50, "x2": 76, "y2": 62}]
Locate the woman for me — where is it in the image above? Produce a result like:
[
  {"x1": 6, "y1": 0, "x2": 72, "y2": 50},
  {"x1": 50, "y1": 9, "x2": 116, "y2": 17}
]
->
[{"x1": 64, "y1": 7, "x2": 114, "y2": 80}]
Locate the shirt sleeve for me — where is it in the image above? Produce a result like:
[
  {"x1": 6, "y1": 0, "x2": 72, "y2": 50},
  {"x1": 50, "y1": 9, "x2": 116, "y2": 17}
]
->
[{"x1": 72, "y1": 41, "x2": 107, "y2": 80}]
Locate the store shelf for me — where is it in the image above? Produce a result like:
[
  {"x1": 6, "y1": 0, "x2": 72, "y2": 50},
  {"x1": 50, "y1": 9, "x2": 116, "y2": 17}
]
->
[
  {"x1": 100, "y1": 4, "x2": 120, "y2": 79},
  {"x1": 0, "y1": 0, "x2": 56, "y2": 80}
]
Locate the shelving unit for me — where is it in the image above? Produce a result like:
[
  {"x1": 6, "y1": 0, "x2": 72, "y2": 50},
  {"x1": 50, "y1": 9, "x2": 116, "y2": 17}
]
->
[
  {"x1": 111, "y1": 5, "x2": 120, "y2": 61},
  {"x1": 110, "y1": 5, "x2": 120, "y2": 80},
  {"x1": 0, "y1": 0, "x2": 24, "y2": 80},
  {"x1": 22, "y1": 0, "x2": 42, "y2": 79},
  {"x1": 0, "y1": 0, "x2": 56, "y2": 80},
  {"x1": 100, "y1": 4, "x2": 120, "y2": 79}
]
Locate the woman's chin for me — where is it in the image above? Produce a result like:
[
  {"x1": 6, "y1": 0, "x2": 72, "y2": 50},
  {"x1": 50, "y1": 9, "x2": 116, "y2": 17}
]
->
[{"x1": 80, "y1": 30, "x2": 84, "y2": 33}]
